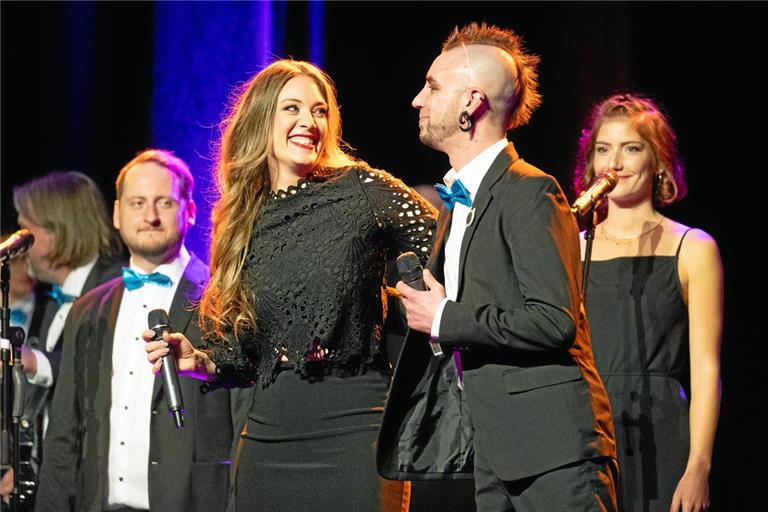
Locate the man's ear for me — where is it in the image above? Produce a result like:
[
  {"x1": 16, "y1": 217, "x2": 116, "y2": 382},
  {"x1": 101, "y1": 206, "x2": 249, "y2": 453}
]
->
[
  {"x1": 465, "y1": 89, "x2": 486, "y2": 116},
  {"x1": 186, "y1": 199, "x2": 197, "y2": 227},
  {"x1": 113, "y1": 199, "x2": 121, "y2": 230}
]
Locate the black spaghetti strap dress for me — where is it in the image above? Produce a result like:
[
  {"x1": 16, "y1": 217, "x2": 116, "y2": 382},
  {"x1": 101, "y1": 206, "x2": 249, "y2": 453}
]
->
[{"x1": 585, "y1": 230, "x2": 692, "y2": 511}]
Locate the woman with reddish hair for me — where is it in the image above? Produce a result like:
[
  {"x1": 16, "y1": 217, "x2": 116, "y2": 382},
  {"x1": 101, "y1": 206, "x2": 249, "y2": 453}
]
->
[{"x1": 573, "y1": 93, "x2": 723, "y2": 512}]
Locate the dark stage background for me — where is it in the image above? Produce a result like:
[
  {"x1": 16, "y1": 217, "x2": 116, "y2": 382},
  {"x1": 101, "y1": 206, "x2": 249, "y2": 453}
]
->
[{"x1": 2, "y1": 1, "x2": 762, "y2": 508}]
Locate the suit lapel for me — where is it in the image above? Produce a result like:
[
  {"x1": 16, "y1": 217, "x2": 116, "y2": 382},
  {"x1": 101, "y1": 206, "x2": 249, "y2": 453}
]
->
[
  {"x1": 151, "y1": 255, "x2": 208, "y2": 407},
  {"x1": 100, "y1": 283, "x2": 124, "y2": 412},
  {"x1": 82, "y1": 255, "x2": 124, "y2": 296},
  {"x1": 82, "y1": 256, "x2": 106, "y2": 295},
  {"x1": 426, "y1": 206, "x2": 452, "y2": 281},
  {"x1": 91, "y1": 280, "x2": 122, "y2": 509},
  {"x1": 456, "y1": 143, "x2": 519, "y2": 298},
  {"x1": 35, "y1": 299, "x2": 58, "y2": 350}
]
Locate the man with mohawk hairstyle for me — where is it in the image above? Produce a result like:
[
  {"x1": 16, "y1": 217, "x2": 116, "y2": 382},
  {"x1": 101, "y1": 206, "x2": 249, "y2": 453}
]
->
[{"x1": 379, "y1": 22, "x2": 618, "y2": 511}]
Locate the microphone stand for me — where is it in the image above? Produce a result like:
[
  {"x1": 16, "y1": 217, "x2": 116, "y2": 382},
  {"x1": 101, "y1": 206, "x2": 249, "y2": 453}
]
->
[
  {"x1": 580, "y1": 205, "x2": 598, "y2": 303},
  {"x1": 1, "y1": 259, "x2": 27, "y2": 511}
]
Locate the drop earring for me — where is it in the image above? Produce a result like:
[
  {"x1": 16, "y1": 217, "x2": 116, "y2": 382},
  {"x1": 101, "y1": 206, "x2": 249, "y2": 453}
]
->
[{"x1": 459, "y1": 111, "x2": 473, "y2": 133}]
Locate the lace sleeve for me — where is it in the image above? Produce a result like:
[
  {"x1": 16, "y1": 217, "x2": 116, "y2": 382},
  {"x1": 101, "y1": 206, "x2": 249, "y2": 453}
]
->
[
  {"x1": 356, "y1": 167, "x2": 438, "y2": 264},
  {"x1": 198, "y1": 332, "x2": 257, "y2": 392}
]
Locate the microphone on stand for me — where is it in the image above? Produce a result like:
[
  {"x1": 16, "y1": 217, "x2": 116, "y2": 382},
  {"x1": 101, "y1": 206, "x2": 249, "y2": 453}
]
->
[
  {"x1": 148, "y1": 309, "x2": 185, "y2": 429},
  {"x1": 1, "y1": 229, "x2": 34, "y2": 262},
  {"x1": 570, "y1": 170, "x2": 619, "y2": 216}
]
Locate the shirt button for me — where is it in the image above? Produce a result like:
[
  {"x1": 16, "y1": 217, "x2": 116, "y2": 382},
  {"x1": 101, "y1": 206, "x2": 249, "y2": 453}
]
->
[
  {"x1": 120, "y1": 441, "x2": 125, "y2": 446},
  {"x1": 118, "y1": 477, "x2": 124, "y2": 482},
  {"x1": 124, "y1": 406, "x2": 128, "y2": 410}
]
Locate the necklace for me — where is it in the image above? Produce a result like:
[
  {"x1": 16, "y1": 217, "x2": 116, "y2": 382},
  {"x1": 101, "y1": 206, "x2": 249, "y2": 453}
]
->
[{"x1": 599, "y1": 219, "x2": 664, "y2": 245}]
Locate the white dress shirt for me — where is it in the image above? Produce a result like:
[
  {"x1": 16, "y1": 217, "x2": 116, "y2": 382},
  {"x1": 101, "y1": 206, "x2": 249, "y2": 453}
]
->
[
  {"x1": 431, "y1": 138, "x2": 508, "y2": 338},
  {"x1": 106, "y1": 247, "x2": 189, "y2": 510},
  {"x1": 27, "y1": 257, "x2": 98, "y2": 388}
]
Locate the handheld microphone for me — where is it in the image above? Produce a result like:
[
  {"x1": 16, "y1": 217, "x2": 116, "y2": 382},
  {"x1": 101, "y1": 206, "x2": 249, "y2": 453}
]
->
[
  {"x1": 396, "y1": 252, "x2": 443, "y2": 356},
  {"x1": 0, "y1": 229, "x2": 34, "y2": 262},
  {"x1": 148, "y1": 309, "x2": 185, "y2": 429},
  {"x1": 396, "y1": 252, "x2": 426, "y2": 291},
  {"x1": 570, "y1": 170, "x2": 619, "y2": 216}
]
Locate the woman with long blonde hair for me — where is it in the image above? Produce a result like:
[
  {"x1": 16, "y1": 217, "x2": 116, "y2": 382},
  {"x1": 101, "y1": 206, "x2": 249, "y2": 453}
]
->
[
  {"x1": 146, "y1": 59, "x2": 436, "y2": 511},
  {"x1": 574, "y1": 93, "x2": 723, "y2": 512}
]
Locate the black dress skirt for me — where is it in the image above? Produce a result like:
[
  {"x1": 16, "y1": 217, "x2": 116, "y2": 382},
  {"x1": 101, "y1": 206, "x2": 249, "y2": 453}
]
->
[
  {"x1": 204, "y1": 165, "x2": 437, "y2": 511},
  {"x1": 234, "y1": 364, "x2": 406, "y2": 511}
]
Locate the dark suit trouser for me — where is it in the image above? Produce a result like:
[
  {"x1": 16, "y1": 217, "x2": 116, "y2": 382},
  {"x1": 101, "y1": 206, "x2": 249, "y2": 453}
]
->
[
  {"x1": 410, "y1": 479, "x2": 478, "y2": 512},
  {"x1": 473, "y1": 449, "x2": 618, "y2": 512}
]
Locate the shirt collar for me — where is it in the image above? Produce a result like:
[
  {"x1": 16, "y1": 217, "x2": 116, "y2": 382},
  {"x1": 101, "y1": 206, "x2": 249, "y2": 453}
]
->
[
  {"x1": 11, "y1": 291, "x2": 36, "y2": 311},
  {"x1": 442, "y1": 138, "x2": 508, "y2": 199},
  {"x1": 60, "y1": 257, "x2": 98, "y2": 297},
  {"x1": 128, "y1": 246, "x2": 190, "y2": 287}
]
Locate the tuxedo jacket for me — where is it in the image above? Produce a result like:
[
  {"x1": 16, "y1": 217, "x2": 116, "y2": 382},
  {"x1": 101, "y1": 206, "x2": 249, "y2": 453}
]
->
[
  {"x1": 35, "y1": 255, "x2": 240, "y2": 512},
  {"x1": 28, "y1": 256, "x2": 125, "y2": 362},
  {"x1": 377, "y1": 143, "x2": 616, "y2": 482},
  {"x1": 22, "y1": 256, "x2": 124, "y2": 433}
]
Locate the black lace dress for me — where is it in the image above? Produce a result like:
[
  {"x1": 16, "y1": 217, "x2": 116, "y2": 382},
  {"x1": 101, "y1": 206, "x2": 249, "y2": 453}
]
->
[{"x1": 204, "y1": 166, "x2": 437, "y2": 511}]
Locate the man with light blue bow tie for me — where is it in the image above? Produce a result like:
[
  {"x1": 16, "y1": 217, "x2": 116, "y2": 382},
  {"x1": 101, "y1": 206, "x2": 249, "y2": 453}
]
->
[
  {"x1": 13, "y1": 172, "x2": 125, "y2": 397},
  {"x1": 378, "y1": 23, "x2": 617, "y2": 511},
  {"x1": 36, "y1": 150, "x2": 242, "y2": 512},
  {"x1": 4, "y1": 172, "x2": 126, "y2": 503},
  {"x1": 0, "y1": 239, "x2": 37, "y2": 336}
]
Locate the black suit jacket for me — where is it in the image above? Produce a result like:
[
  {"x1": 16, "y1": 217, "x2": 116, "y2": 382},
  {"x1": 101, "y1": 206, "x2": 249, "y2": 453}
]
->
[
  {"x1": 378, "y1": 143, "x2": 616, "y2": 482},
  {"x1": 35, "y1": 254, "x2": 241, "y2": 512},
  {"x1": 22, "y1": 256, "x2": 124, "y2": 429},
  {"x1": 29, "y1": 255, "x2": 125, "y2": 358}
]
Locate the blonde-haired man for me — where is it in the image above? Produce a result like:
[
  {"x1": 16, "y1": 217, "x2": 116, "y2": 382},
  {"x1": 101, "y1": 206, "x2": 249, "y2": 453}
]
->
[{"x1": 3, "y1": 171, "x2": 126, "y2": 502}]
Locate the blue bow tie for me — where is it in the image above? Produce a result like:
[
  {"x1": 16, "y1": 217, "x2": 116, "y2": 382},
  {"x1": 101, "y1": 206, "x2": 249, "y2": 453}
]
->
[
  {"x1": 434, "y1": 179, "x2": 472, "y2": 210},
  {"x1": 10, "y1": 308, "x2": 28, "y2": 327},
  {"x1": 48, "y1": 284, "x2": 77, "y2": 306},
  {"x1": 122, "y1": 267, "x2": 172, "y2": 291}
]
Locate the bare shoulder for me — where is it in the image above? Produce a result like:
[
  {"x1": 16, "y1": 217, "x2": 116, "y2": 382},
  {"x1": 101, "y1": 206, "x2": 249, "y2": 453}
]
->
[
  {"x1": 671, "y1": 221, "x2": 719, "y2": 252},
  {"x1": 671, "y1": 220, "x2": 722, "y2": 274}
]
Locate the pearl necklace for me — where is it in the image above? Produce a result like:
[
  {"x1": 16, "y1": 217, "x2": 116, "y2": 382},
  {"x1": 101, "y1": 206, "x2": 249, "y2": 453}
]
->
[{"x1": 598, "y1": 219, "x2": 665, "y2": 245}]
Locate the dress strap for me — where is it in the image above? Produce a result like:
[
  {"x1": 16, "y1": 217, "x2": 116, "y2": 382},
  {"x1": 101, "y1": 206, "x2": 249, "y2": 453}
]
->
[{"x1": 675, "y1": 228, "x2": 694, "y2": 258}]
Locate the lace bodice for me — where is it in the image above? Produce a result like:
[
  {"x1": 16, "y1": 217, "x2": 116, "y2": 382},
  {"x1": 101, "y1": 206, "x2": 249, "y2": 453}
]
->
[{"x1": 205, "y1": 165, "x2": 437, "y2": 386}]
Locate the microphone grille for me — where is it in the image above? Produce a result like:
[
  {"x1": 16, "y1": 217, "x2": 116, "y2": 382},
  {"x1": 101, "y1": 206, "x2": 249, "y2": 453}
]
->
[
  {"x1": 148, "y1": 309, "x2": 170, "y2": 329},
  {"x1": 396, "y1": 252, "x2": 423, "y2": 283},
  {"x1": 602, "y1": 169, "x2": 619, "y2": 186},
  {"x1": 16, "y1": 229, "x2": 35, "y2": 247}
]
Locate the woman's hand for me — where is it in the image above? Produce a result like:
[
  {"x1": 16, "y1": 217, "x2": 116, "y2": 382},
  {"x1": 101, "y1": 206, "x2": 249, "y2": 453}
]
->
[
  {"x1": 143, "y1": 330, "x2": 215, "y2": 379},
  {"x1": 670, "y1": 464, "x2": 710, "y2": 512},
  {"x1": 1, "y1": 468, "x2": 13, "y2": 503}
]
